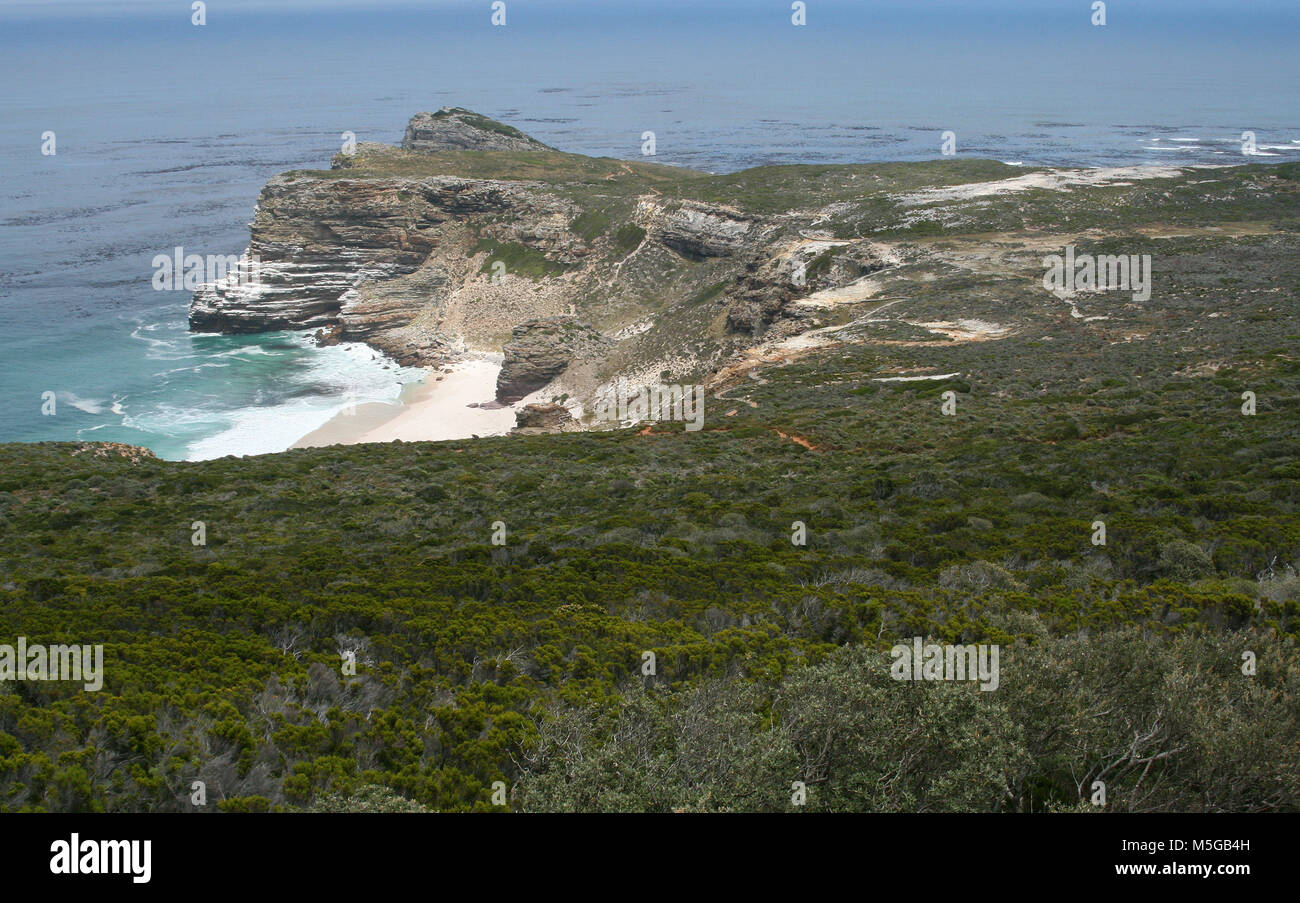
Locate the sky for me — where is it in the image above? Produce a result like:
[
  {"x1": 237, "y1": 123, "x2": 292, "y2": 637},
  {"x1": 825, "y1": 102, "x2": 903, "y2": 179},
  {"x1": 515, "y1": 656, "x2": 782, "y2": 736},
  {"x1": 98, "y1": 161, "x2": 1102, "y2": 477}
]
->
[{"x1": 3, "y1": 0, "x2": 1299, "y2": 17}]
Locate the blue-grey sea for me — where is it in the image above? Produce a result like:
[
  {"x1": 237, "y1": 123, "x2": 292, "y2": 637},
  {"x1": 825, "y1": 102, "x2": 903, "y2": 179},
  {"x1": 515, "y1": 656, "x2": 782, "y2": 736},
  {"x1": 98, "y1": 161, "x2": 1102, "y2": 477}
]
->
[{"x1": 1, "y1": 0, "x2": 1297, "y2": 460}]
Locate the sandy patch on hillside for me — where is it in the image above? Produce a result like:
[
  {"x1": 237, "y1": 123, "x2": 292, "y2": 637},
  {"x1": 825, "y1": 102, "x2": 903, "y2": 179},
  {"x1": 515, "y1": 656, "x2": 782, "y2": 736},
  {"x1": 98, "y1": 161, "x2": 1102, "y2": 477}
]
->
[
  {"x1": 904, "y1": 319, "x2": 1012, "y2": 341},
  {"x1": 873, "y1": 371, "x2": 962, "y2": 382},
  {"x1": 894, "y1": 166, "x2": 1191, "y2": 206}
]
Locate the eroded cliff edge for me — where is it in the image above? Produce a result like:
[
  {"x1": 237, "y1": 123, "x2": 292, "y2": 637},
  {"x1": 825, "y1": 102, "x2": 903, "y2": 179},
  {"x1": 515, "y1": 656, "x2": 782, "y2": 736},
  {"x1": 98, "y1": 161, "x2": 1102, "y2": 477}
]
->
[{"x1": 189, "y1": 107, "x2": 903, "y2": 409}]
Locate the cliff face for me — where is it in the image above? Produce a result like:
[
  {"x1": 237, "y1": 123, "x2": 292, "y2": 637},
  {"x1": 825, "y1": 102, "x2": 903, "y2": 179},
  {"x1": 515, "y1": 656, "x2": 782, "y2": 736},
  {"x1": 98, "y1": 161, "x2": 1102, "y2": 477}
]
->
[
  {"x1": 190, "y1": 174, "x2": 443, "y2": 336},
  {"x1": 648, "y1": 199, "x2": 759, "y2": 259},
  {"x1": 496, "y1": 317, "x2": 611, "y2": 402},
  {"x1": 190, "y1": 109, "x2": 900, "y2": 405},
  {"x1": 190, "y1": 165, "x2": 579, "y2": 364}
]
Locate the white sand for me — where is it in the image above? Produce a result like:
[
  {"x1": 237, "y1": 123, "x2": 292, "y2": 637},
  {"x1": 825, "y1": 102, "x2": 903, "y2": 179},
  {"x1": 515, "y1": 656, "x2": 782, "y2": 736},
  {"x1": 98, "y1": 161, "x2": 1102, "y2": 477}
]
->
[{"x1": 292, "y1": 355, "x2": 516, "y2": 449}]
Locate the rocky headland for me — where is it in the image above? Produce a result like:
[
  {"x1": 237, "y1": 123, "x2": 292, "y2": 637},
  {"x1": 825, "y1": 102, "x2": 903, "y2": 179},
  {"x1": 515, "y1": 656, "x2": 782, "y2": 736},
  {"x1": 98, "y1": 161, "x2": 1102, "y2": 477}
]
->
[{"x1": 190, "y1": 106, "x2": 1298, "y2": 433}]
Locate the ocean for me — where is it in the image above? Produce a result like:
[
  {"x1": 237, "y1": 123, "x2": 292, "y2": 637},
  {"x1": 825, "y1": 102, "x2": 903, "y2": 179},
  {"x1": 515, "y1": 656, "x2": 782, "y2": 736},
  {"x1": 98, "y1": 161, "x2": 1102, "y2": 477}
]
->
[{"x1": 1, "y1": 0, "x2": 1296, "y2": 460}]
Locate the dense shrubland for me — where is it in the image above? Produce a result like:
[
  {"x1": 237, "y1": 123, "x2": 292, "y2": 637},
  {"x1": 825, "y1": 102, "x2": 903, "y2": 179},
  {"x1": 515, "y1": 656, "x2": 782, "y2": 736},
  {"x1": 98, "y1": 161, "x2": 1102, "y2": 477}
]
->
[
  {"x1": 2, "y1": 331, "x2": 1295, "y2": 811},
  {"x1": 518, "y1": 625, "x2": 1299, "y2": 813}
]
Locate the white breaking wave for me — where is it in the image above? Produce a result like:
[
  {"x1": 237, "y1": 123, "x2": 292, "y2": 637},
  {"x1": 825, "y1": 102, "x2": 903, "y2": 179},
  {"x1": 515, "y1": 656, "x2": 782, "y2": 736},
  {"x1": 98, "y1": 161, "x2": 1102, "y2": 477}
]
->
[
  {"x1": 183, "y1": 335, "x2": 424, "y2": 461},
  {"x1": 59, "y1": 392, "x2": 108, "y2": 414},
  {"x1": 129, "y1": 322, "x2": 190, "y2": 361},
  {"x1": 212, "y1": 344, "x2": 279, "y2": 358}
]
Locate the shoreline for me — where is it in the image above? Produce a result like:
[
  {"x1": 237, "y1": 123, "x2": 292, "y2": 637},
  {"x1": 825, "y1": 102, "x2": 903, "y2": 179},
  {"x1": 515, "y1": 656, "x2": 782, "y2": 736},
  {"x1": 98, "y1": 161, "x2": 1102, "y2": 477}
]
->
[{"x1": 291, "y1": 354, "x2": 517, "y2": 449}]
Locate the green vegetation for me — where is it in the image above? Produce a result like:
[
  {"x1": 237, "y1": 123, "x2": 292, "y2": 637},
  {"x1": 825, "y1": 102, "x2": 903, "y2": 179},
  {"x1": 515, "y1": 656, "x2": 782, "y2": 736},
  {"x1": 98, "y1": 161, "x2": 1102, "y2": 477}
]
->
[
  {"x1": 316, "y1": 145, "x2": 1300, "y2": 251},
  {"x1": 570, "y1": 209, "x2": 610, "y2": 243},
  {"x1": 690, "y1": 281, "x2": 728, "y2": 306},
  {"x1": 429, "y1": 107, "x2": 542, "y2": 145},
  {"x1": 474, "y1": 238, "x2": 571, "y2": 279},
  {"x1": 520, "y1": 629, "x2": 1297, "y2": 812},
  {"x1": 321, "y1": 146, "x2": 689, "y2": 190},
  {"x1": 614, "y1": 223, "x2": 646, "y2": 253}
]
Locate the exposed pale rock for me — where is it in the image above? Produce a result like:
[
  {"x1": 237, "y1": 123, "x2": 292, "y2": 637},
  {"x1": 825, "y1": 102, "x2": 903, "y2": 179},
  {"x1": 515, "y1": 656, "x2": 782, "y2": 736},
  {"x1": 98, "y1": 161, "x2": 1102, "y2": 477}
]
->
[
  {"x1": 189, "y1": 171, "x2": 569, "y2": 354},
  {"x1": 496, "y1": 318, "x2": 612, "y2": 403},
  {"x1": 513, "y1": 403, "x2": 578, "y2": 434},
  {"x1": 725, "y1": 242, "x2": 888, "y2": 334},
  {"x1": 402, "y1": 107, "x2": 551, "y2": 153},
  {"x1": 649, "y1": 200, "x2": 757, "y2": 259}
]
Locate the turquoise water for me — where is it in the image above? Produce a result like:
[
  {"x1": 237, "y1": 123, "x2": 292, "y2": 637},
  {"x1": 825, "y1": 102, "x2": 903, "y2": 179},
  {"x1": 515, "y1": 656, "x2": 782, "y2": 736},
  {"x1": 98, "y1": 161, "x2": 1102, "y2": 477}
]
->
[{"x1": 1, "y1": 1, "x2": 1297, "y2": 459}]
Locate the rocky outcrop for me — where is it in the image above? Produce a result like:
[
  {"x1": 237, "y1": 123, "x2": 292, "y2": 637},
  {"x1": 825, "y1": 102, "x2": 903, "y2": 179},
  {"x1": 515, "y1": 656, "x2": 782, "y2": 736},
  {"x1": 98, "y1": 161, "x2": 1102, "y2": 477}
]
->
[
  {"x1": 190, "y1": 174, "x2": 442, "y2": 334},
  {"x1": 496, "y1": 318, "x2": 611, "y2": 403},
  {"x1": 189, "y1": 171, "x2": 569, "y2": 345},
  {"x1": 513, "y1": 403, "x2": 577, "y2": 434},
  {"x1": 725, "y1": 241, "x2": 888, "y2": 334},
  {"x1": 69, "y1": 442, "x2": 156, "y2": 464},
  {"x1": 648, "y1": 200, "x2": 758, "y2": 259},
  {"x1": 402, "y1": 108, "x2": 550, "y2": 153}
]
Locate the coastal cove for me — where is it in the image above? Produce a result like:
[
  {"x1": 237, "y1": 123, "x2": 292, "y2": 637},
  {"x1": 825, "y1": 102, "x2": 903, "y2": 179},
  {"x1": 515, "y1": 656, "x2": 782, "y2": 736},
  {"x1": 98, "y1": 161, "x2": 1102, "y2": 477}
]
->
[{"x1": 291, "y1": 355, "x2": 517, "y2": 450}]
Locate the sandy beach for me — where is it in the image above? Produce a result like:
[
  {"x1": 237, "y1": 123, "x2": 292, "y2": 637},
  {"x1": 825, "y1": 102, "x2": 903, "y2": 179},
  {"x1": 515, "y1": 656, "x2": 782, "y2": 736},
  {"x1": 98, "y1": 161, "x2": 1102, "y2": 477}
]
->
[{"x1": 291, "y1": 355, "x2": 517, "y2": 449}]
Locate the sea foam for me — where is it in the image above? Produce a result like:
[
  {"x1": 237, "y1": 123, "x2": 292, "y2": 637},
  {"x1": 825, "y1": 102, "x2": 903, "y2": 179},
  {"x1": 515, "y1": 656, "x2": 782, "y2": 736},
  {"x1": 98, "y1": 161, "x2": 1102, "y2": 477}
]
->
[{"x1": 184, "y1": 335, "x2": 424, "y2": 461}]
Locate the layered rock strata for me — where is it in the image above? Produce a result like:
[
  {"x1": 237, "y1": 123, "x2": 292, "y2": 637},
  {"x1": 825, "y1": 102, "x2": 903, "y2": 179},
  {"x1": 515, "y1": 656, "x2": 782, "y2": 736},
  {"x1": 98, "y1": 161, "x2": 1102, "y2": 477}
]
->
[{"x1": 190, "y1": 108, "x2": 919, "y2": 416}]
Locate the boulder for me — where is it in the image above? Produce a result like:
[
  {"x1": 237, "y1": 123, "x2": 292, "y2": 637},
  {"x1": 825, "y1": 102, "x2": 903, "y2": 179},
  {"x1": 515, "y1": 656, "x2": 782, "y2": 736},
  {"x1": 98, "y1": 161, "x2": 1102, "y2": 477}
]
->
[
  {"x1": 513, "y1": 403, "x2": 577, "y2": 434},
  {"x1": 495, "y1": 317, "x2": 611, "y2": 403},
  {"x1": 652, "y1": 200, "x2": 755, "y2": 259}
]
